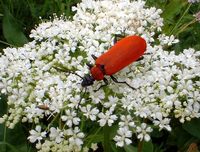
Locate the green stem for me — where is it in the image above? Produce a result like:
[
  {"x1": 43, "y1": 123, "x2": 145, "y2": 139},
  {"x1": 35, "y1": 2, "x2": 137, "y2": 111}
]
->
[
  {"x1": 175, "y1": 19, "x2": 197, "y2": 36},
  {"x1": 0, "y1": 40, "x2": 14, "y2": 47},
  {"x1": 2, "y1": 104, "x2": 9, "y2": 152},
  {"x1": 59, "y1": 110, "x2": 63, "y2": 129},
  {"x1": 80, "y1": 115, "x2": 85, "y2": 131},
  {"x1": 103, "y1": 125, "x2": 111, "y2": 152},
  {"x1": 170, "y1": 3, "x2": 192, "y2": 35},
  {"x1": 138, "y1": 140, "x2": 144, "y2": 152},
  {"x1": 3, "y1": 124, "x2": 7, "y2": 152},
  {"x1": 67, "y1": 0, "x2": 72, "y2": 16},
  {"x1": 45, "y1": 113, "x2": 60, "y2": 131},
  {"x1": 3, "y1": 124, "x2": 6, "y2": 142}
]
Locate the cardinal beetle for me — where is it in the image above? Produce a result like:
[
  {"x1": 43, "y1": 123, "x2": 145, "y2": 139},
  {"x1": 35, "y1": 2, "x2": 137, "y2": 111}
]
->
[
  {"x1": 54, "y1": 35, "x2": 146, "y2": 91},
  {"x1": 81, "y1": 35, "x2": 147, "y2": 90},
  {"x1": 40, "y1": 35, "x2": 147, "y2": 111}
]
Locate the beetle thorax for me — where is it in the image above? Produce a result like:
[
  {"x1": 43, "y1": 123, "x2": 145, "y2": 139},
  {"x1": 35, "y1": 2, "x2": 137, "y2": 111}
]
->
[{"x1": 90, "y1": 65, "x2": 104, "y2": 80}]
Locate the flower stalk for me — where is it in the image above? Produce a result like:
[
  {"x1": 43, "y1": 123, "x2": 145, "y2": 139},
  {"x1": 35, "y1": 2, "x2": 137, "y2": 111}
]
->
[{"x1": 103, "y1": 125, "x2": 111, "y2": 152}]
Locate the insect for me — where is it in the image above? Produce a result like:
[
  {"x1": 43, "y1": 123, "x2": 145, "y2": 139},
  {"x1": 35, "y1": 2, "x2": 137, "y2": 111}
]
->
[
  {"x1": 37, "y1": 104, "x2": 49, "y2": 110},
  {"x1": 81, "y1": 35, "x2": 147, "y2": 90},
  {"x1": 53, "y1": 35, "x2": 146, "y2": 109}
]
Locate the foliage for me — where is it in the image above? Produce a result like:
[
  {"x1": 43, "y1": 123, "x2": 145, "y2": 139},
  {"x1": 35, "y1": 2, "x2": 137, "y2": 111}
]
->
[
  {"x1": 0, "y1": 0, "x2": 200, "y2": 152},
  {"x1": 0, "y1": 0, "x2": 80, "y2": 48}
]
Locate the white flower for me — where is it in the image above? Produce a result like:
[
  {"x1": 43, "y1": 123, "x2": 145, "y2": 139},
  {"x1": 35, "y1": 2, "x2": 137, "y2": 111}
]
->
[
  {"x1": 83, "y1": 147, "x2": 89, "y2": 152},
  {"x1": 153, "y1": 117, "x2": 171, "y2": 131},
  {"x1": 61, "y1": 109, "x2": 80, "y2": 127},
  {"x1": 119, "y1": 115, "x2": 135, "y2": 128},
  {"x1": 136, "y1": 123, "x2": 153, "y2": 141},
  {"x1": 80, "y1": 104, "x2": 99, "y2": 121},
  {"x1": 25, "y1": 104, "x2": 44, "y2": 121},
  {"x1": 195, "y1": 11, "x2": 200, "y2": 22},
  {"x1": 28, "y1": 125, "x2": 46, "y2": 143},
  {"x1": 103, "y1": 96, "x2": 118, "y2": 108},
  {"x1": 98, "y1": 109, "x2": 117, "y2": 127},
  {"x1": 64, "y1": 127, "x2": 85, "y2": 146},
  {"x1": 90, "y1": 143, "x2": 98, "y2": 151},
  {"x1": 0, "y1": 0, "x2": 200, "y2": 151},
  {"x1": 49, "y1": 127, "x2": 64, "y2": 143},
  {"x1": 158, "y1": 34, "x2": 179, "y2": 46},
  {"x1": 0, "y1": 115, "x2": 7, "y2": 124},
  {"x1": 114, "y1": 127, "x2": 132, "y2": 147},
  {"x1": 188, "y1": 0, "x2": 199, "y2": 3}
]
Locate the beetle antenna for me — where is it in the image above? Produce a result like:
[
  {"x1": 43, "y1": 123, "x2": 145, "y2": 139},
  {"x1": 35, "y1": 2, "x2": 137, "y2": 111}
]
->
[
  {"x1": 86, "y1": 62, "x2": 93, "y2": 69},
  {"x1": 53, "y1": 66, "x2": 84, "y2": 79},
  {"x1": 76, "y1": 87, "x2": 87, "y2": 111}
]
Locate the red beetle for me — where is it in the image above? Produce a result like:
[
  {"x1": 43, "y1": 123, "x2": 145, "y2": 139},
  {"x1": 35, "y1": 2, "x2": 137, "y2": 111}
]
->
[{"x1": 81, "y1": 35, "x2": 147, "y2": 89}]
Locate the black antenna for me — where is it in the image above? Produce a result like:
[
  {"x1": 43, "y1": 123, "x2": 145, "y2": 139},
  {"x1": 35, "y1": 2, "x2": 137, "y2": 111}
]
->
[
  {"x1": 77, "y1": 87, "x2": 87, "y2": 112},
  {"x1": 86, "y1": 63, "x2": 93, "y2": 69},
  {"x1": 52, "y1": 66, "x2": 84, "y2": 79}
]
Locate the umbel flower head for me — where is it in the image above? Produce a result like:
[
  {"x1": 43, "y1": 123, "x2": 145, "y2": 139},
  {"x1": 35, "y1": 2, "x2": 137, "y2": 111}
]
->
[
  {"x1": 0, "y1": 0, "x2": 199, "y2": 151},
  {"x1": 188, "y1": 0, "x2": 200, "y2": 3}
]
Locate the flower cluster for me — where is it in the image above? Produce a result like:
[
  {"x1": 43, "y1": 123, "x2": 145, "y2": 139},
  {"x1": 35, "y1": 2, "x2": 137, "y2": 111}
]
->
[
  {"x1": 0, "y1": 0, "x2": 199, "y2": 151},
  {"x1": 195, "y1": 11, "x2": 200, "y2": 22},
  {"x1": 188, "y1": 0, "x2": 200, "y2": 3}
]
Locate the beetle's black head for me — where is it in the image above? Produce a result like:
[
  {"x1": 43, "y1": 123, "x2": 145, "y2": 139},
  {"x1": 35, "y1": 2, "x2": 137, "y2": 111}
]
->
[{"x1": 81, "y1": 74, "x2": 95, "y2": 87}]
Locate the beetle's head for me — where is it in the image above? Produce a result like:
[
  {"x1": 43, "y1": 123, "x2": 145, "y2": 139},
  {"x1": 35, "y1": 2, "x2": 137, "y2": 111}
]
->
[
  {"x1": 81, "y1": 61, "x2": 104, "y2": 87},
  {"x1": 81, "y1": 74, "x2": 95, "y2": 87}
]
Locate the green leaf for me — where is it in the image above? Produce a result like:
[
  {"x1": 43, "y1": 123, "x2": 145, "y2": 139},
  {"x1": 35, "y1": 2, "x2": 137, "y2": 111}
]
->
[
  {"x1": 0, "y1": 141, "x2": 20, "y2": 152},
  {"x1": 124, "y1": 145, "x2": 137, "y2": 152},
  {"x1": 0, "y1": 95, "x2": 7, "y2": 116},
  {"x1": 162, "y1": 0, "x2": 187, "y2": 34},
  {"x1": 111, "y1": 142, "x2": 124, "y2": 152},
  {"x1": 0, "y1": 124, "x2": 4, "y2": 142},
  {"x1": 103, "y1": 125, "x2": 111, "y2": 152},
  {"x1": 2, "y1": 6, "x2": 28, "y2": 46},
  {"x1": 151, "y1": 128, "x2": 164, "y2": 138},
  {"x1": 109, "y1": 125, "x2": 119, "y2": 139},
  {"x1": 86, "y1": 134, "x2": 104, "y2": 143},
  {"x1": 183, "y1": 118, "x2": 200, "y2": 139},
  {"x1": 142, "y1": 141, "x2": 153, "y2": 152},
  {"x1": 167, "y1": 126, "x2": 194, "y2": 151},
  {"x1": 0, "y1": 122, "x2": 31, "y2": 152},
  {"x1": 162, "y1": 0, "x2": 187, "y2": 21}
]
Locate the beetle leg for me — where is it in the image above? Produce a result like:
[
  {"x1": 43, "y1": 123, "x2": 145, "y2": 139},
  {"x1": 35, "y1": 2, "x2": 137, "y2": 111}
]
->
[
  {"x1": 114, "y1": 34, "x2": 124, "y2": 44},
  {"x1": 94, "y1": 78, "x2": 108, "y2": 92},
  {"x1": 136, "y1": 56, "x2": 144, "y2": 62},
  {"x1": 103, "y1": 78, "x2": 109, "y2": 85},
  {"x1": 91, "y1": 54, "x2": 97, "y2": 60},
  {"x1": 136, "y1": 53, "x2": 151, "y2": 62},
  {"x1": 113, "y1": 30, "x2": 126, "y2": 44},
  {"x1": 110, "y1": 75, "x2": 135, "y2": 90}
]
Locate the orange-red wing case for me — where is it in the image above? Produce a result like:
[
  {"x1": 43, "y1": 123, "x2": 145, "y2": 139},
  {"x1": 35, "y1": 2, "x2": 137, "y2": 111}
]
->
[{"x1": 95, "y1": 35, "x2": 147, "y2": 75}]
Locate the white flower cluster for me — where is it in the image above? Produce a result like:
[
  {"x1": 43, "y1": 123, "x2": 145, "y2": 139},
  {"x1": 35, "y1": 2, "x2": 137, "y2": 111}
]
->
[
  {"x1": 188, "y1": 0, "x2": 200, "y2": 3},
  {"x1": 195, "y1": 11, "x2": 200, "y2": 22},
  {"x1": 0, "y1": 0, "x2": 199, "y2": 151}
]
